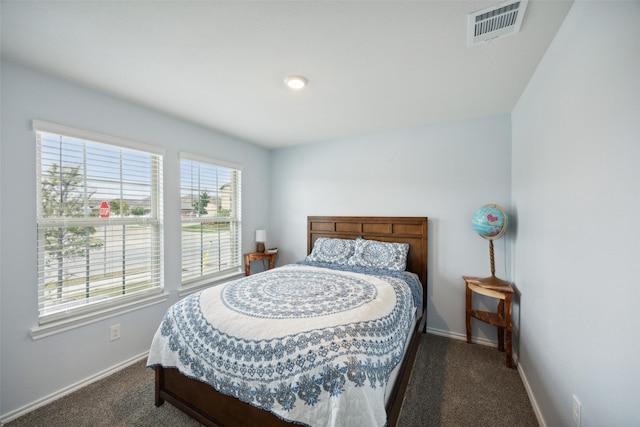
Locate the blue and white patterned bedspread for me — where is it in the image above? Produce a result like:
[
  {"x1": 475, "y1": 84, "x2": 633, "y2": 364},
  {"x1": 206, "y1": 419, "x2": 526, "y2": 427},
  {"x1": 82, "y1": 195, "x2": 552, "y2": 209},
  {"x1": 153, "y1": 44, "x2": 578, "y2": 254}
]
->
[{"x1": 147, "y1": 263, "x2": 421, "y2": 427}]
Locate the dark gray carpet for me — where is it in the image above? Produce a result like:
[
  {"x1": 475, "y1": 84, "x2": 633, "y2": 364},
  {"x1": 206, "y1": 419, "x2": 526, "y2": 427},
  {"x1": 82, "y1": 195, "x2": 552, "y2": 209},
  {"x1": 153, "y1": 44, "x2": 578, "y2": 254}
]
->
[
  {"x1": 398, "y1": 334, "x2": 538, "y2": 427},
  {"x1": 6, "y1": 334, "x2": 538, "y2": 426}
]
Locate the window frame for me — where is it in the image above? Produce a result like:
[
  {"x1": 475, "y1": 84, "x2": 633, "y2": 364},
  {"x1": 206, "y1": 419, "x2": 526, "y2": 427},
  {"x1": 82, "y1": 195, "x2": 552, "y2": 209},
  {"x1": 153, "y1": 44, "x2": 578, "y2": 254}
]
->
[
  {"x1": 32, "y1": 120, "x2": 166, "y2": 332},
  {"x1": 179, "y1": 152, "x2": 243, "y2": 290}
]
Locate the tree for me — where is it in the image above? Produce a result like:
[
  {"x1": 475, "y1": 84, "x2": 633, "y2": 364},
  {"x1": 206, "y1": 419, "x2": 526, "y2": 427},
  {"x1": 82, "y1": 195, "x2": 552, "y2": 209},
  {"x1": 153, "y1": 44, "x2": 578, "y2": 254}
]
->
[
  {"x1": 41, "y1": 163, "x2": 102, "y2": 302},
  {"x1": 109, "y1": 199, "x2": 130, "y2": 216},
  {"x1": 192, "y1": 191, "x2": 209, "y2": 215},
  {"x1": 131, "y1": 206, "x2": 149, "y2": 216}
]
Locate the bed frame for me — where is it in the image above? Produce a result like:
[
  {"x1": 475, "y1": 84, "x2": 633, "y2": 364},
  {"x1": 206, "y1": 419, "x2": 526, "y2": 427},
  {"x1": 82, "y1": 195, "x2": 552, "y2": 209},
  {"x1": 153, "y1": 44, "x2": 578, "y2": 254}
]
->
[{"x1": 154, "y1": 216, "x2": 428, "y2": 427}]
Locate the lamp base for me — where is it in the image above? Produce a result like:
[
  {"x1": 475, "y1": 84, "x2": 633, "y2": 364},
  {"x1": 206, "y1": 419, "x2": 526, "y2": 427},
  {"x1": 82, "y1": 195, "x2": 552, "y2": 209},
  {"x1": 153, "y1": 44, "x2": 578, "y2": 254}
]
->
[{"x1": 256, "y1": 243, "x2": 265, "y2": 253}]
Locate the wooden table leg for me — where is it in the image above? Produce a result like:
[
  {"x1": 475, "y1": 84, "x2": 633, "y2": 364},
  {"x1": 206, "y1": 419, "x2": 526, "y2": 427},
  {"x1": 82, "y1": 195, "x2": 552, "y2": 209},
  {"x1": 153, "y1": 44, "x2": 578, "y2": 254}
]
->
[
  {"x1": 244, "y1": 254, "x2": 250, "y2": 276},
  {"x1": 465, "y1": 284, "x2": 472, "y2": 343},
  {"x1": 505, "y1": 293, "x2": 513, "y2": 368},
  {"x1": 497, "y1": 299, "x2": 505, "y2": 352}
]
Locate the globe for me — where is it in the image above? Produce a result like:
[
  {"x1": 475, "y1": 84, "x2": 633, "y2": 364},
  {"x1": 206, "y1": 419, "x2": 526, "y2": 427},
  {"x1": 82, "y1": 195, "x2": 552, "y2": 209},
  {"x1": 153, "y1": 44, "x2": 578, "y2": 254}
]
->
[{"x1": 472, "y1": 204, "x2": 507, "y2": 240}]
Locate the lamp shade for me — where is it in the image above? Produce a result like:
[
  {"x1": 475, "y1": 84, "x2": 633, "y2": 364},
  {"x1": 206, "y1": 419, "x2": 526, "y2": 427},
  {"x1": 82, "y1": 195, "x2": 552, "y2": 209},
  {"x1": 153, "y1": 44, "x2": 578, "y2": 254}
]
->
[{"x1": 255, "y1": 229, "x2": 267, "y2": 243}]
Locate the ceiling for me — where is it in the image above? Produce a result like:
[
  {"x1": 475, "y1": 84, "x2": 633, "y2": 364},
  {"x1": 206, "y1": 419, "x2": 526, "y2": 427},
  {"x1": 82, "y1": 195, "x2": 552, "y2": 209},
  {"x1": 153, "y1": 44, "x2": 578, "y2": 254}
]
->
[{"x1": 1, "y1": 1, "x2": 573, "y2": 149}]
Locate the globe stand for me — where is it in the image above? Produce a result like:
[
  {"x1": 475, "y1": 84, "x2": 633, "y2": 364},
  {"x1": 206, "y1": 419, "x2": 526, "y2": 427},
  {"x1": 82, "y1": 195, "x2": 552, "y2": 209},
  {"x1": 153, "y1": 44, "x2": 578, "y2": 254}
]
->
[
  {"x1": 464, "y1": 241, "x2": 511, "y2": 289},
  {"x1": 482, "y1": 239, "x2": 511, "y2": 288}
]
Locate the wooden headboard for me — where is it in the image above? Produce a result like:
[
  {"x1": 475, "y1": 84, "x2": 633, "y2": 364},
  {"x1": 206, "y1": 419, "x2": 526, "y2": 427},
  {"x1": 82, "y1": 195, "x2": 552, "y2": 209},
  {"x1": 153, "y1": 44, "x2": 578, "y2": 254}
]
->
[{"x1": 307, "y1": 216, "x2": 428, "y2": 308}]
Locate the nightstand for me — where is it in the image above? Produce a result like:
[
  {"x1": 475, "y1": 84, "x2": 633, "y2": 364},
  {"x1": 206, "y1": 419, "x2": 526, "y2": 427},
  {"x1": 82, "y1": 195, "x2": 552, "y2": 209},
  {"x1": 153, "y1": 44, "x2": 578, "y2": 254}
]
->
[
  {"x1": 244, "y1": 252, "x2": 276, "y2": 276},
  {"x1": 464, "y1": 275, "x2": 514, "y2": 368}
]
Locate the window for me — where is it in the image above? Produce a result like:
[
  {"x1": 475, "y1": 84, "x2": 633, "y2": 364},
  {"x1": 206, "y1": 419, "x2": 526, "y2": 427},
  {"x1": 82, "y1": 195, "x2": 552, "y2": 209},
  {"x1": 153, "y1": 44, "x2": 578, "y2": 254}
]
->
[
  {"x1": 180, "y1": 153, "x2": 242, "y2": 286},
  {"x1": 34, "y1": 120, "x2": 164, "y2": 324}
]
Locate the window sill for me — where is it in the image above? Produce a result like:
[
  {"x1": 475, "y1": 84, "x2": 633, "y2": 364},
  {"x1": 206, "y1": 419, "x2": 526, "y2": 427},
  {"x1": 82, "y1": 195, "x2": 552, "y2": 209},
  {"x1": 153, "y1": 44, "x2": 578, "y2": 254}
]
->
[
  {"x1": 179, "y1": 270, "x2": 244, "y2": 297},
  {"x1": 30, "y1": 291, "x2": 170, "y2": 340}
]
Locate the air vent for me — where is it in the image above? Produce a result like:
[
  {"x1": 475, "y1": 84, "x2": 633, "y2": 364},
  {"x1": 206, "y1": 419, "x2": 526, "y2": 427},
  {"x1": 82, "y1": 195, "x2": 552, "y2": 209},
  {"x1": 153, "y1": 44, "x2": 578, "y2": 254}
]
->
[{"x1": 468, "y1": 0, "x2": 528, "y2": 46}]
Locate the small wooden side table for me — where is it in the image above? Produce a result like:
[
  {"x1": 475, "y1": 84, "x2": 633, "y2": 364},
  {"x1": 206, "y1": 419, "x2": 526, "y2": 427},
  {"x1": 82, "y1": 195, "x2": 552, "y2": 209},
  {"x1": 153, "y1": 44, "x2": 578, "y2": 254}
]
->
[
  {"x1": 464, "y1": 275, "x2": 515, "y2": 368},
  {"x1": 244, "y1": 252, "x2": 276, "y2": 276}
]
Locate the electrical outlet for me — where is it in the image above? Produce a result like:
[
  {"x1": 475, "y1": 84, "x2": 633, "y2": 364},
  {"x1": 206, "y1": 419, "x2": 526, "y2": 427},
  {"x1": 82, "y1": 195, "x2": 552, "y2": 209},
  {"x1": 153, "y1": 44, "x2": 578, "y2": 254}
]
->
[
  {"x1": 572, "y1": 395, "x2": 581, "y2": 427},
  {"x1": 110, "y1": 324, "x2": 121, "y2": 341}
]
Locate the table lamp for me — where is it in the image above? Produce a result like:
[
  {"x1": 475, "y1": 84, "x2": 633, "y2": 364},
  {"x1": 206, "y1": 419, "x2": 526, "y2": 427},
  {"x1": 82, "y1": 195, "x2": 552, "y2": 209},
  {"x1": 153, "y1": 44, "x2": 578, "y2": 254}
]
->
[{"x1": 255, "y1": 229, "x2": 267, "y2": 253}]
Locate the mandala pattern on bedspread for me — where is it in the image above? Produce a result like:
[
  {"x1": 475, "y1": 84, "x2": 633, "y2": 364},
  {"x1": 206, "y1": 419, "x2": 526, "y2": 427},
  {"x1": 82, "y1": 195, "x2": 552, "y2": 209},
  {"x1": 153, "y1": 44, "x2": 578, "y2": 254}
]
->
[
  {"x1": 147, "y1": 264, "x2": 417, "y2": 427},
  {"x1": 222, "y1": 269, "x2": 377, "y2": 319}
]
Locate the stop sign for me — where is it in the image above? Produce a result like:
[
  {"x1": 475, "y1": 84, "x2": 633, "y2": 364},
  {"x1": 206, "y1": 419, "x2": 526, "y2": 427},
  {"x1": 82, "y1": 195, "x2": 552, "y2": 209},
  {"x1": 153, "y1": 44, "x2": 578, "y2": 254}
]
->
[{"x1": 99, "y1": 201, "x2": 110, "y2": 218}]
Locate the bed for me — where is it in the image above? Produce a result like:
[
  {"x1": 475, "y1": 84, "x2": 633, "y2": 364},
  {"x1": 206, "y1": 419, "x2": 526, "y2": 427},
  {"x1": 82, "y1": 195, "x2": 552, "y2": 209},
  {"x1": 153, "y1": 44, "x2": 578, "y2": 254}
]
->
[{"x1": 148, "y1": 216, "x2": 428, "y2": 426}]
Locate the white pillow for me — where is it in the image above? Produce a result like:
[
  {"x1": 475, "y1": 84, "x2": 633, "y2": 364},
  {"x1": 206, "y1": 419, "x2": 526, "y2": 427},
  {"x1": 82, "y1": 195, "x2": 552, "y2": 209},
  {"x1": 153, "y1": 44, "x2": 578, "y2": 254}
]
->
[
  {"x1": 305, "y1": 238, "x2": 356, "y2": 265},
  {"x1": 347, "y1": 239, "x2": 409, "y2": 271}
]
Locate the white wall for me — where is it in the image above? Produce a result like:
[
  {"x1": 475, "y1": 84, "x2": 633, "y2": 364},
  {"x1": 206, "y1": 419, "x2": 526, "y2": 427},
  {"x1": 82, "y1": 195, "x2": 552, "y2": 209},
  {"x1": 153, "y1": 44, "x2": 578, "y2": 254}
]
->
[
  {"x1": 0, "y1": 60, "x2": 270, "y2": 419},
  {"x1": 0, "y1": 33, "x2": 4, "y2": 420},
  {"x1": 269, "y1": 115, "x2": 513, "y2": 340},
  {"x1": 512, "y1": 2, "x2": 640, "y2": 426}
]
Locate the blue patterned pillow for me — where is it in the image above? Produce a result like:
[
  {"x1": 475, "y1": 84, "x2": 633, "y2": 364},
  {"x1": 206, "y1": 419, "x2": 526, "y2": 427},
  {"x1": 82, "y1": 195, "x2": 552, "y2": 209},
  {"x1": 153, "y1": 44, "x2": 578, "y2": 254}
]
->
[
  {"x1": 305, "y1": 238, "x2": 356, "y2": 265},
  {"x1": 347, "y1": 239, "x2": 410, "y2": 271}
]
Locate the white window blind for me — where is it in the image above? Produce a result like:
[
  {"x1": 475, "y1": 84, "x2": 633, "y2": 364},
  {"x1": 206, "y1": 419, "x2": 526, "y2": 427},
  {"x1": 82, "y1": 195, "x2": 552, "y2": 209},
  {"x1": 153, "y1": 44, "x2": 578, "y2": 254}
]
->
[
  {"x1": 34, "y1": 120, "x2": 164, "y2": 323},
  {"x1": 180, "y1": 153, "x2": 242, "y2": 286}
]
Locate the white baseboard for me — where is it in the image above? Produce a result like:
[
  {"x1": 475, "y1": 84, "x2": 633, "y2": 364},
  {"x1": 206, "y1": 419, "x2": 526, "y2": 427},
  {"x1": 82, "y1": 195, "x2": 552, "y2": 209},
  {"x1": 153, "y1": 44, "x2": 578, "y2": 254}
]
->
[
  {"x1": 426, "y1": 326, "x2": 499, "y2": 348},
  {"x1": 0, "y1": 352, "x2": 149, "y2": 425},
  {"x1": 517, "y1": 362, "x2": 547, "y2": 427},
  {"x1": 427, "y1": 325, "x2": 523, "y2": 360}
]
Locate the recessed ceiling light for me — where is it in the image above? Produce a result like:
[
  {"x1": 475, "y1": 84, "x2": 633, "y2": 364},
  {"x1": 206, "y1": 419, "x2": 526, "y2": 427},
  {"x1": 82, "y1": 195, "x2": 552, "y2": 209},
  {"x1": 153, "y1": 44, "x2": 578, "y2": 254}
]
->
[{"x1": 284, "y1": 75, "x2": 308, "y2": 90}]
